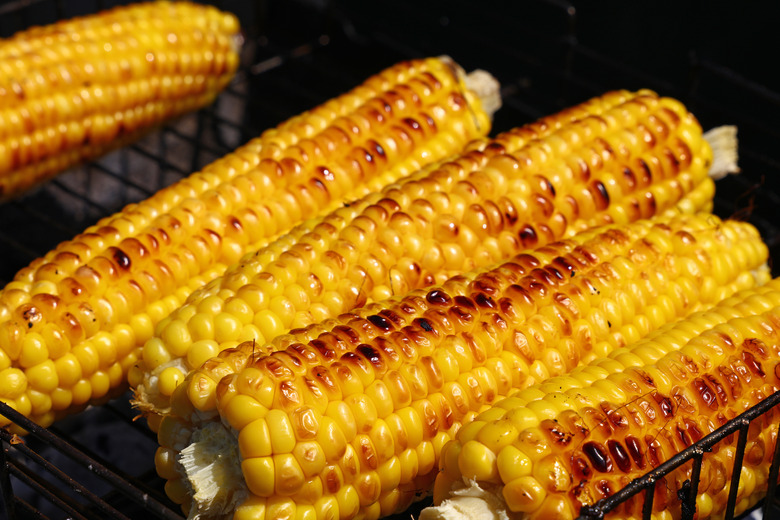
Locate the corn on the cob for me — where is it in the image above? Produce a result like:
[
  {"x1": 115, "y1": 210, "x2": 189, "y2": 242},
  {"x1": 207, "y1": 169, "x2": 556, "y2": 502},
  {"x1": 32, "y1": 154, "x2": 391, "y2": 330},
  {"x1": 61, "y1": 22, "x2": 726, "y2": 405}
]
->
[
  {"x1": 424, "y1": 277, "x2": 780, "y2": 520},
  {"x1": 133, "y1": 89, "x2": 728, "y2": 423},
  {"x1": 152, "y1": 213, "x2": 768, "y2": 520},
  {"x1": 0, "y1": 1, "x2": 241, "y2": 199},
  {"x1": 0, "y1": 56, "x2": 497, "y2": 430}
]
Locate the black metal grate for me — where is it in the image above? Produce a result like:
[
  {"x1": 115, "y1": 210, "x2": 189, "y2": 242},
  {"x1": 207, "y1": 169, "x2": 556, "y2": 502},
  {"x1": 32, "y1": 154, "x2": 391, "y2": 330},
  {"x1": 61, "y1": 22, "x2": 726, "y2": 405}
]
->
[{"x1": 1, "y1": 0, "x2": 779, "y2": 519}]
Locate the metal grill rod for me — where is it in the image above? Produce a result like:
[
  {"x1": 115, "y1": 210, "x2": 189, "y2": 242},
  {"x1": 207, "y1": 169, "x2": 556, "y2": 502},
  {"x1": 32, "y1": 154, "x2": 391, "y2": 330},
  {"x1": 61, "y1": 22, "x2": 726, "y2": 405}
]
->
[
  {"x1": 576, "y1": 389, "x2": 780, "y2": 520},
  {"x1": 0, "y1": 401, "x2": 183, "y2": 520}
]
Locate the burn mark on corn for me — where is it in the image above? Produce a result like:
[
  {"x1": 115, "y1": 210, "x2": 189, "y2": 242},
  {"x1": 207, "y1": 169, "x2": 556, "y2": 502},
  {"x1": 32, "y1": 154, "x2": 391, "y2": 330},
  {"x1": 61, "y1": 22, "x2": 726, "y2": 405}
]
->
[
  {"x1": 583, "y1": 441, "x2": 613, "y2": 473},
  {"x1": 426, "y1": 289, "x2": 451, "y2": 306},
  {"x1": 596, "y1": 480, "x2": 613, "y2": 498},
  {"x1": 20, "y1": 305, "x2": 41, "y2": 328},
  {"x1": 683, "y1": 418, "x2": 703, "y2": 443},
  {"x1": 674, "y1": 424, "x2": 692, "y2": 448},
  {"x1": 651, "y1": 392, "x2": 675, "y2": 419},
  {"x1": 356, "y1": 344, "x2": 384, "y2": 371},
  {"x1": 378, "y1": 309, "x2": 405, "y2": 328},
  {"x1": 518, "y1": 225, "x2": 538, "y2": 248},
  {"x1": 741, "y1": 350, "x2": 765, "y2": 377},
  {"x1": 693, "y1": 378, "x2": 718, "y2": 410},
  {"x1": 606, "y1": 440, "x2": 631, "y2": 473},
  {"x1": 415, "y1": 317, "x2": 434, "y2": 333},
  {"x1": 474, "y1": 293, "x2": 496, "y2": 310},
  {"x1": 541, "y1": 419, "x2": 574, "y2": 446},
  {"x1": 367, "y1": 314, "x2": 394, "y2": 332},
  {"x1": 718, "y1": 365, "x2": 742, "y2": 399},
  {"x1": 591, "y1": 180, "x2": 610, "y2": 210},
  {"x1": 110, "y1": 247, "x2": 131, "y2": 270},
  {"x1": 623, "y1": 436, "x2": 645, "y2": 469},
  {"x1": 571, "y1": 455, "x2": 592, "y2": 480}
]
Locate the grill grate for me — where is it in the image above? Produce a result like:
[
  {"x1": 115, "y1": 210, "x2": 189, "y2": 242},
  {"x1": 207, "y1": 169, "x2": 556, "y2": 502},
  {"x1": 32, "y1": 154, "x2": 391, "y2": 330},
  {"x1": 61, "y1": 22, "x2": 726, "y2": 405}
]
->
[{"x1": 1, "y1": 0, "x2": 780, "y2": 519}]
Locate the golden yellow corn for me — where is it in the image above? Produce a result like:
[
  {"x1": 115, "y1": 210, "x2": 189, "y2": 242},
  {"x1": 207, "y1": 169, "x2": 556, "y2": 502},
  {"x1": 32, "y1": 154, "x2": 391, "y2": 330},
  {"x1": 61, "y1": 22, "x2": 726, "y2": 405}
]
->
[
  {"x1": 151, "y1": 213, "x2": 768, "y2": 520},
  {"x1": 425, "y1": 277, "x2": 780, "y2": 520},
  {"x1": 0, "y1": 1, "x2": 241, "y2": 199},
  {"x1": 0, "y1": 56, "x2": 497, "y2": 430},
  {"x1": 133, "y1": 89, "x2": 727, "y2": 423}
]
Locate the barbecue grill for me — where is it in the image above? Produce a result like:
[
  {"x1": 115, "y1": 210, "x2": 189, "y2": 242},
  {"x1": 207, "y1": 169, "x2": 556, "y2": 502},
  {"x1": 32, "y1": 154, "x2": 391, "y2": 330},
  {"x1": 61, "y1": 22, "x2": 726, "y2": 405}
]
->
[{"x1": 1, "y1": 1, "x2": 779, "y2": 519}]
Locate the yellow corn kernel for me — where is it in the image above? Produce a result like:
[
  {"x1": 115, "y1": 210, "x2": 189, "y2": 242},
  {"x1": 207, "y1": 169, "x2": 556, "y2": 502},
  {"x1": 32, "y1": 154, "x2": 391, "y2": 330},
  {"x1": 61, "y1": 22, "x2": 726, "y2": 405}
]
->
[
  {"x1": 427, "y1": 279, "x2": 780, "y2": 519},
  {"x1": 2, "y1": 55, "x2": 498, "y2": 430},
  {"x1": 136, "y1": 87, "x2": 730, "y2": 432},
  {"x1": 154, "y1": 93, "x2": 755, "y2": 518},
  {"x1": 502, "y1": 475, "x2": 547, "y2": 513},
  {"x1": 0, "y1": 2, "x2": 241, "y2": 200},
  {"x1": 242, "y1": 457, "x2": 275, "y2": 497}
]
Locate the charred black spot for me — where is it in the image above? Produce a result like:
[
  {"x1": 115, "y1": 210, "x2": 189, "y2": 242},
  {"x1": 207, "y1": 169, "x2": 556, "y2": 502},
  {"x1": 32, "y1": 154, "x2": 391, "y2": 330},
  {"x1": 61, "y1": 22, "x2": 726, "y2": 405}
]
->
[
  {"x1": 367, "y1": 314, "x2": 393, "y2": 332},
  {"x1": 356, "y1": 344, "x2": 383, "y2": 368},
  {"x1": 592, "y1": 180, "x2": 610, "y2": 210},
  {"x1": 426, "y1": 289, "x2": 451, "y2": 306},
  {"x1": 453, "y1": 295, "x2": 476, "y2": 309},
  {"x1": 518, "y1": 225, "x2": 538, "y2": 247},
  {"x1": 111, "y1": 247, "x2": 131, "y2": 270},
  {"x1": 541, "y1": 419, "x2": 574, "y2": 446},
  {"x1": 607, "y1": 440, "x2": 631, "y2": 473},
  {"x1": 474, "y1": 293, "x2": 496, "y2": 309},
  {"x1": 625, "y1": 436, "x2": 645, "y2": 469},
  {"x1": 416, "y1": 318, "x2": 434, "y2": 332},
  {"x1": 583, "y1": 441, "x2": 613, "y2": 473}
]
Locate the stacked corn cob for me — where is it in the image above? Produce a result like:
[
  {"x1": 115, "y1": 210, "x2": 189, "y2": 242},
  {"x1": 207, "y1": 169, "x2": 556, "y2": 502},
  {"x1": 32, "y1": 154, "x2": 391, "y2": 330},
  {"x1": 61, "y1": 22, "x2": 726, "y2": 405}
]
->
[
  {"x1": 132, "y1": 89, "x2": 724, "y2": 426},
  {"x1": 0, "y1": 55, "x2": 498, "y2": 430},
  {"x1": 423, "y1": 277, "x2": 780, "y2": 520},
  {"x1": 0, "y1": 1, "x2": 241, "y2": 200},
  {"x1": 153, "y1": 213, "x2": 768, "y2": 520}
]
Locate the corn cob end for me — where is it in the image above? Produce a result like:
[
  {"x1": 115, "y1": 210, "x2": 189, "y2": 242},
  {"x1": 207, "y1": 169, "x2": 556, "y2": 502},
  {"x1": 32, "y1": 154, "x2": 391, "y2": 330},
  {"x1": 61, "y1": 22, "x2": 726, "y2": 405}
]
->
[
  {"x1": 420, "y1": 479, "x2": 510, "y2": 520},
  {"x1": 703, "y1": 125, "x2": 739, "y2": 179}
]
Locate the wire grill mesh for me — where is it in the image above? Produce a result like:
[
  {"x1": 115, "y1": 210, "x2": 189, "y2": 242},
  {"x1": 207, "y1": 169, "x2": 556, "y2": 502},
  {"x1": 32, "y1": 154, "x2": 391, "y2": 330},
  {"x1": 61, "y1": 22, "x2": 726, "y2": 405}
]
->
[{"x1": 1, "y1": 0, "x2": 779, "y2": 519}]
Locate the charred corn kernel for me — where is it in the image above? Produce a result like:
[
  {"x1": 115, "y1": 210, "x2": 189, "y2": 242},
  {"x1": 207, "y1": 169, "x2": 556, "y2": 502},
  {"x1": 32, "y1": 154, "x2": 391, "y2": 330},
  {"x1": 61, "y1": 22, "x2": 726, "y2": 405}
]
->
[
  {"x1": 156, "y1": 213, "x2": 767, "y2": 519},
  {"x1": 138, "y1": 89, "x2": 729, "y2": 431},
  {"x1": 1, "y1": 56, "x2": 498, "y2": 430},
  {"x1": 0, "y1": 1, "x2": 240, "y2": 200},
  {"x1": 426, "y1": 279, "x2": 780, "y2": 520}
]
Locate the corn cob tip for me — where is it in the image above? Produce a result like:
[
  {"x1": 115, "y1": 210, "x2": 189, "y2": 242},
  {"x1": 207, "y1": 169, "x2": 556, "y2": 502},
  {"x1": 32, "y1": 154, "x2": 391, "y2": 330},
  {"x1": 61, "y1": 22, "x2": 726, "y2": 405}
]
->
[
  {"x1": 704, "y1": 125, "x2": 739, "y2": 179},
  {"x1": 464, "y1": 69, "x2": 502, "y2": 120},
  {"x1": 436, "y1": 54, "x2": 501, "y2": 121},
  {"x1": 420, "y1": 480, "x2": 510, "y2": 520}
]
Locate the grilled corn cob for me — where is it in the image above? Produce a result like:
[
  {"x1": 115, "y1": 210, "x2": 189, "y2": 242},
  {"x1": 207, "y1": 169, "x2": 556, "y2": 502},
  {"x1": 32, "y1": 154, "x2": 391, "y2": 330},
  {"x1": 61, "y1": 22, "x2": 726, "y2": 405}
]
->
[
  {"x1": 152, "y1": 213, "x2": 768, "y2": 520},
  {"x1": 0, "y1": 56, "x2": 497, "y2": 430},
  {"x1": 133, "y1": 89, "x2": 729, "y2": 422},
  {"x1": 424, "y1": 277, "x2": 780, "y2": 520},
  {"x1": 0, "y1": 1, "x2": 241, "y2": 199}
]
